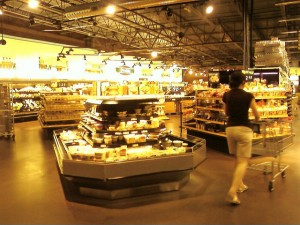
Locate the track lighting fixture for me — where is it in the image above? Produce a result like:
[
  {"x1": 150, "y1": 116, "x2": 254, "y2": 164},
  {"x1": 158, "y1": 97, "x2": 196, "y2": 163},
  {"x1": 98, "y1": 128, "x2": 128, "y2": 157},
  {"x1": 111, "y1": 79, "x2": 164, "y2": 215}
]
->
[
  {"x1": 120, "y1": 53, "x2": 124, "y2": 59},
  {"x1": 148, "y1": 64, "x2": 151, "y2": 69},
  {"x1": 66, "y1": 48, "x2": 74, "y2": 55},
  {"x1": 150, "y1": 60, "x2": 153, "y2": 65},
  {"x1": 83, "y1": 55, "x2": 86, "y2": 60},
  {"x1": 122, "y1": 60, "x2": 126, "y2": 65},
  {"x1": 88, "y1": 17, "x2": 98, "y2": 26},
  {"x1": 29, "y1": 14, "x2": 35, "y2": 26},
  {"x1": 163, "y1": 7, "x2": 173, "y2": 18},
  {"x1": 132, "y1": 64, "x2": 135, "y2": 68},
  {"x1": 57, "y1": 56, "x2": 60, "y2": 61},
  {"x1": 138, "y1": 62, "x2": 142, "y2": 66},
  {"x1": 54, "y1": 21, "x2": 62, "y2": 30}
]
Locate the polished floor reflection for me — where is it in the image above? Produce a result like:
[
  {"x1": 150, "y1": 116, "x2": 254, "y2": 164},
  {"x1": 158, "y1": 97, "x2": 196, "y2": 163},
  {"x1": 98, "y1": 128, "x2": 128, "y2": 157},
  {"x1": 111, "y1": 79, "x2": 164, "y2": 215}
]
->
[{"x1": 0, "y1": 114, "x2": 299, "y2": 224}]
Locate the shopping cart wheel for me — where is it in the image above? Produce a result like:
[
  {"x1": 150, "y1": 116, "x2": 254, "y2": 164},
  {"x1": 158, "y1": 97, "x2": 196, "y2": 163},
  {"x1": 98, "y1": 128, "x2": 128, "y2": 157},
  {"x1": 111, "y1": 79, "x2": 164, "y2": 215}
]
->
[
  {"x1": 268, "y1": 181, "x2": 274, "y2": 192},
  {"x1": 281, "y1": 170, "x2": 286, "y2": 178}
]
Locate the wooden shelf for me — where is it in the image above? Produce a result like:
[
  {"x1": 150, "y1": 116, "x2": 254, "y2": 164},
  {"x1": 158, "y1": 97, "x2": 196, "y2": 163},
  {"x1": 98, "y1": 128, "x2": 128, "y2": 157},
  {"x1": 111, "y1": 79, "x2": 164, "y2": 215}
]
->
[
  {"x1": 194, "y1": 118, "x2": 226, "y2": 125},
  {"x1": 255, "y1": 96, "x2": 287, "y2": 100},
  {"x1": 38, "y1": 116, "x2": 79, "y2": 129},
  {"x1": 196, "y1": 106, "x2": 224, "y2": 112},
  {"x1": 183, "y1": 125, "x2": 226, "y2": 137},
  {"x1": 196, "y1": 97, "x2": 222, "y2": 101}
]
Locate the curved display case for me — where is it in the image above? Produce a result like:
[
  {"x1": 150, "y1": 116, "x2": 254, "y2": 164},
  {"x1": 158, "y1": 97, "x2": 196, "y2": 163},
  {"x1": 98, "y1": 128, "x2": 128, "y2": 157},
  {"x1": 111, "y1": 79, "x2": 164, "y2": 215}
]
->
[{"x1": 53, "y1": 95, "x2": 206, "y2": 203}]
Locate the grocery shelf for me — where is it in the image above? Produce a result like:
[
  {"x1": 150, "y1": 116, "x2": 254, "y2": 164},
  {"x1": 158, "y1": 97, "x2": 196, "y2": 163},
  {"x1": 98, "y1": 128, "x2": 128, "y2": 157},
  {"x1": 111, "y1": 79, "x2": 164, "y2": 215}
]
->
[
  {"x1": 182, "y1": 125, "x2": 226, "y2": 137},
  {"x1": 194, "y1": 118, "x2": 226, "y2": 125}
]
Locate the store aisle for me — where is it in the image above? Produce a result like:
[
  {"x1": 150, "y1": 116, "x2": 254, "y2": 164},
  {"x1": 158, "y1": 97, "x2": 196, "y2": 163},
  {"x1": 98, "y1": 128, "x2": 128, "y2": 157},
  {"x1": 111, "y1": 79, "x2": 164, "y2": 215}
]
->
[{"x1": 0, "y1": 116, "x2": 300, "y2": 224}]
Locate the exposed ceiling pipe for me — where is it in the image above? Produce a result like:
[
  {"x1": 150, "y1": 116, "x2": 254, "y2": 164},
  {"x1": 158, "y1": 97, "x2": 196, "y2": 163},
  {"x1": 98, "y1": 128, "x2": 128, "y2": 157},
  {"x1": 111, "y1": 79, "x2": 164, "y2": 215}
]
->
[
  {"x1": 279, "y1": 17, "x2": 300, "y2": 22},
  {"x1": 275, "y1": 1, "x2": 300, "y2": 6}
]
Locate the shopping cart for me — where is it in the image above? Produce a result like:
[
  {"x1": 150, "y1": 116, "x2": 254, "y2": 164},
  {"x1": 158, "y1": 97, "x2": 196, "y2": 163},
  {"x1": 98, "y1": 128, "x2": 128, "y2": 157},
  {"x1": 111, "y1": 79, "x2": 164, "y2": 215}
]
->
[
  {"x1": 249, "y1": 119, "x2": 293, "y2": 191},
  {"x1": 0, "y1": 109, "x2": 15, "y2": 140}
]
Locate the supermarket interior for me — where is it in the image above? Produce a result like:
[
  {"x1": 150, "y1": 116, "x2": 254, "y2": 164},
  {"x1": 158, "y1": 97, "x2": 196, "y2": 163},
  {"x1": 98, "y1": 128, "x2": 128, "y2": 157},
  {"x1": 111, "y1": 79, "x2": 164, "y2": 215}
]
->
[{"x1": 1, "y1": 0, "x2": 300, "y2": 224}]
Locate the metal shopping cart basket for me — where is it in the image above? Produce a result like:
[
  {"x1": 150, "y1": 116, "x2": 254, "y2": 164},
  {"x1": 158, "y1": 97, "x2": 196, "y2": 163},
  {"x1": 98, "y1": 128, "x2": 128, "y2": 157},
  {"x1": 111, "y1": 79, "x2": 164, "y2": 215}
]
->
[
  {"x1": 249, "y1": 119, "x2": 293, "y2": 191},
  {"x1": 0, "y1": 109, "x2": 15, "y2": 141}
]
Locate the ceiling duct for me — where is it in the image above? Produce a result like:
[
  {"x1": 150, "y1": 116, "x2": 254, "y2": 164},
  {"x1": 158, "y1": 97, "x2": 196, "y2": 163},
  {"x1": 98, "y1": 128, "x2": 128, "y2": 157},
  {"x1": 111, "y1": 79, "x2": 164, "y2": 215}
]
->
[{"x1": 65, "y1": 0, "x2": 200, "y2": 20}]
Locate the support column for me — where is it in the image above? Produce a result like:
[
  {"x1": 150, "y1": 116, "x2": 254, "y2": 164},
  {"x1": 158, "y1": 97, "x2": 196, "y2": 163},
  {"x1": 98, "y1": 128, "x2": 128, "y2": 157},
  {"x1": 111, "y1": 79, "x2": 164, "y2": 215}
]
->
[{"x1": 243, "y1": 0, "x2": 250, "y2": 70}]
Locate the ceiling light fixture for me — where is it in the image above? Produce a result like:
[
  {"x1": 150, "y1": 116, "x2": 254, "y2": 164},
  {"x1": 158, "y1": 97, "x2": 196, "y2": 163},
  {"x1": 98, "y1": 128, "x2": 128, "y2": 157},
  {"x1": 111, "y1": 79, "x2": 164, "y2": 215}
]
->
[
  {"x1": 151, "y1": 51, "x2": 158, "y2": 58},
  {"x1": 66, "y1": 48, "x2": 74, "y2": 55},
  {"x1": 106, "y1": 5, "x2": 116, "y2": 15},
  {"x1": 28, "y1": 0, "x2": 39, "y2": 9},
  {"x1": 205, "y1": 5, "x2": 214, "y2": 14},
  {"x1": 0, "y1": 7, "x2": 3, "y2": 15}
]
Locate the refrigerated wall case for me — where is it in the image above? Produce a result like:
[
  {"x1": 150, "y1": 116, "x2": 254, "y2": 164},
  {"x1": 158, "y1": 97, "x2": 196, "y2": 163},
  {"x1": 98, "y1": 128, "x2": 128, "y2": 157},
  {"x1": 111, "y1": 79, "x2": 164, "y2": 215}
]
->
[
  {"x1": 53, "y1": 95, "x2": 206, "y2": 203},
  {"x1": 9, "y1": 80, "x2": 96, "y2": 121},
  {"x1": 0, "y1": 83, "x2": 15, "y2": 140}
]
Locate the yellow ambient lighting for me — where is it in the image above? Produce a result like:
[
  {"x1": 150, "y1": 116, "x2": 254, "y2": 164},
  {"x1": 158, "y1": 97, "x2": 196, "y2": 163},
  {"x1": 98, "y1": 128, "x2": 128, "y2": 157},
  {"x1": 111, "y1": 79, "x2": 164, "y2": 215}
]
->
[{"x1": 106, "y1": 5, "x2": 116, "y2": 15}]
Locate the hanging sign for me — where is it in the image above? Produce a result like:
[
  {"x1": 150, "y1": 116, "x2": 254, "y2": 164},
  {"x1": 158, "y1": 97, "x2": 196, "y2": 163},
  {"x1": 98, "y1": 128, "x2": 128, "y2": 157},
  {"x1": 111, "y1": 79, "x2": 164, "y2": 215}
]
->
[
  {"x1": 141, "y1": 68, "x2": 153, "y2": 76},
  {"x1": 116, "y1": 66, "x2": 134, "y2": 75},
  {"x1": 290, "y1": 67, "x2": 300, "y2": 76},
  {"x1": 161, "y1": 70, "x2": 170, "y2": 77}
]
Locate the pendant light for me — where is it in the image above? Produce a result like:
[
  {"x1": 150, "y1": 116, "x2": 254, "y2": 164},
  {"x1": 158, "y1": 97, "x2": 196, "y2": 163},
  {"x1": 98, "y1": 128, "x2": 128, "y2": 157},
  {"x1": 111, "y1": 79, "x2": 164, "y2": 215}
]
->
[{"x1": 0, "y1": 11, "x2": 6, "y2": 45}]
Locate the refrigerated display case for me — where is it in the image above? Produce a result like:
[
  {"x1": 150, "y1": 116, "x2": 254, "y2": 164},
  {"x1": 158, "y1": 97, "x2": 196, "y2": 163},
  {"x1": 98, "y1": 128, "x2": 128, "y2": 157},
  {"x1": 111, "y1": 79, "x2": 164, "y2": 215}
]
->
[{"x1": 53, "y1": 95, "x2": 206, "y2": 203}]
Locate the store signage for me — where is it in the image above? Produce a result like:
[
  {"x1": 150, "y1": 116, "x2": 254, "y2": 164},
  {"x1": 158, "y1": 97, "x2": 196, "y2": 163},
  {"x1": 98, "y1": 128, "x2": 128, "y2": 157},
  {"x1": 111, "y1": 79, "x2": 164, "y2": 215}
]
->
[
  {"x1": 161, "y1": 70, "x2": 170, "y2": 77},
  {"x1": 141, "y1": 68, "x2": 153, "y2": 76},
  {"x1": 290, "y1": 67, "x2": 300, "y2": 76},
  {"x1": 116, "y1": 66, "x2": 134, "y2": 75}
]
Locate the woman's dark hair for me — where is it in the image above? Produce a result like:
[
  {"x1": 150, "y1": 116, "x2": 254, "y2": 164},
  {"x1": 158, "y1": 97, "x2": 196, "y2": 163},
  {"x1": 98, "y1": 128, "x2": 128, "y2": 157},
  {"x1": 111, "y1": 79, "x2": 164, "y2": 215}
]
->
[{"x1": 229, "y1": 71, "x2": 245, "y2": 88}]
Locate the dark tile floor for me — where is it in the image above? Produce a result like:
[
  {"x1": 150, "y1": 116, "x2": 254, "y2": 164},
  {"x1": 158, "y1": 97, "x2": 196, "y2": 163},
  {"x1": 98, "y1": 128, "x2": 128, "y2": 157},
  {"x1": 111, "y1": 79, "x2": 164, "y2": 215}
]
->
[{"x1": 0, "y1": 114, "x2": 299, "y2": 224}]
